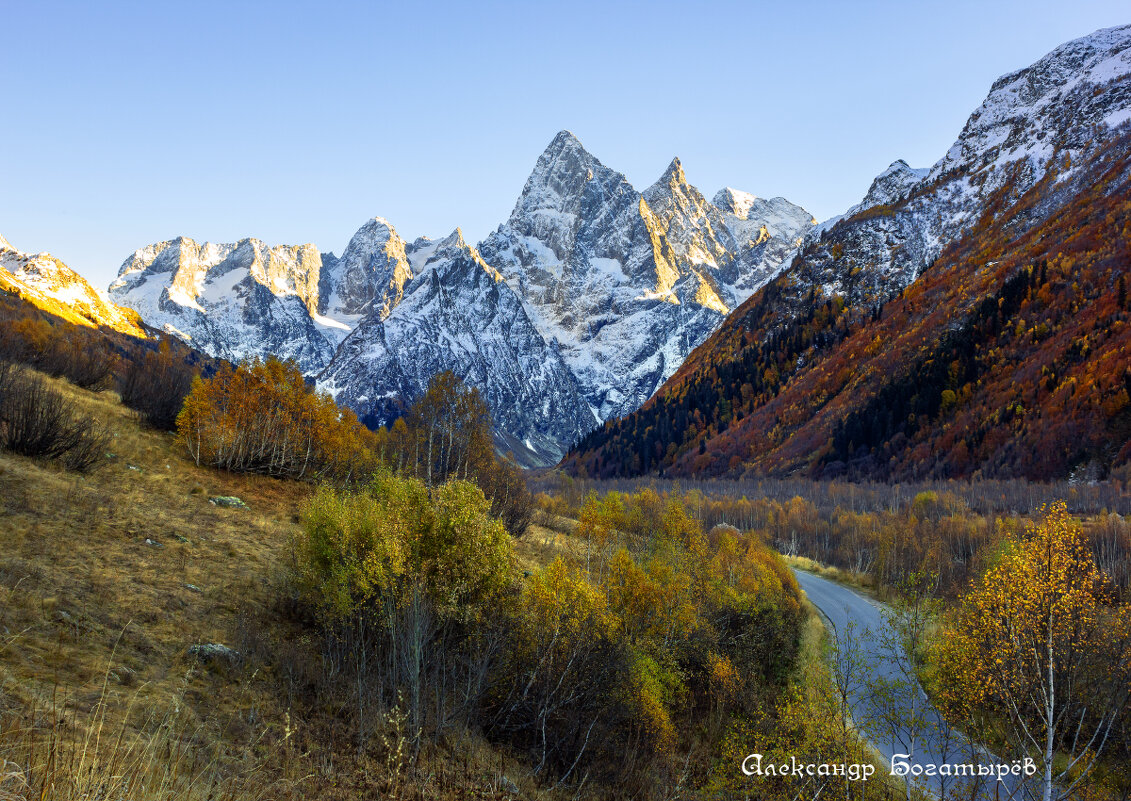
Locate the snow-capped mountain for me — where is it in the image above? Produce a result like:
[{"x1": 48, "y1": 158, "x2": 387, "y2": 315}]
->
[
  {"x1": 713, "y1": 187, "x2": 817, "y2": 295},
  {"x1": 109, "y1": 133, "x2": 813, "y2": 464},
  {"x1": 1, "y1": 235, "x2": 145, "y2": 336},
  {"x1": 320, "y1": 229, "x2": 594, "y2": 464},
  {"x1": 317, "y1": 217, "x2": 413, "y2": 325},
  {"x1": 109, "y1": 237, "x2": 347, "y2": 372},
  {"x1": 844, "y1": 160, "x2": 930, "y2": 217},
  {"x1": 793, "y1": 23, "x2": 1131, "y2": 306},
  {"x1": 478, "y1": 132, "x2": 814, "y2": 422},
  {"x1": 564, "y1": 24, "x2": 1131, "y2": 481}
]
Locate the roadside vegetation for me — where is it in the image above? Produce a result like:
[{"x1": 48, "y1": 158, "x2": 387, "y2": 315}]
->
[
  {"x1": 541, "y1": 483, "x2": 1131, "y2": 799},
  {"x1": 2, "y1": 294, "x2": 1129, "y2": 799},
  {"x1": 0, "y1": 317, "x2": 823, "y2": 798}
]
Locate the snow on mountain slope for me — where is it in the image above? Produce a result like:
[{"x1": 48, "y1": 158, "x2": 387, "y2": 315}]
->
[
  {"x1": 844, "y1": 160, "x2": 930, "y2": 217},
  {"x1": 792, "y1": 23, "x2": 1131, "y2": 305},
  {"x1": 563, "y1": 24, "x2": 1131, "y2": 481},
  {"x1": 713, "y1": 187, "x2": 816, "y2": 245},
  {"x1": 317, "y1": 217, "x2": 413, "y2": 326},
  {"x1": 478, "y1": 131, "x2": 814, "y2": 423},
  {"x1": 932, "y1": 24, "x2": 1131, "y2": 186},
  {"x1": 109, "y1": 237, "x2": 340, "y2": 371},
  {"x1": 108, "y1": 133, "x2": 814, "y2": 463},
  {"x1": 0, "y1": 235, "x2": 145, "y2": 336},
  {"x1": 712, "y1": 187, "x2": 816, "y2": 297},
  {"x1": 318, "y1": 229, "x2": 594, "y2": 465}
]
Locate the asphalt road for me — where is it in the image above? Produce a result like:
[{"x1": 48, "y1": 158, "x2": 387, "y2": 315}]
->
[{"x1": 791, "y1": 568, "x2": 1028, "y2": 799}]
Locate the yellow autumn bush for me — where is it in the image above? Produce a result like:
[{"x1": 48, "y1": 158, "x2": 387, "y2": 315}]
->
[
  {"x1": 177, "y1": 357, "x2": 379, "y2": 481},
  {"x1": 300, "y1": 470, "x2": 513, "y2": 624}
]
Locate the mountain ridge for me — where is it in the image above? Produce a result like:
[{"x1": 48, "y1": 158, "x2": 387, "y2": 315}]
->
[
  {"x1": 108, "y1": 132, "x2": 814, "y2": 464},
  {"x1": 0, "y1": 235, "x2": 146, "y2": 337},
  {"x1": 564, "y1": 23, "x2": 1131, "y2": 481}
]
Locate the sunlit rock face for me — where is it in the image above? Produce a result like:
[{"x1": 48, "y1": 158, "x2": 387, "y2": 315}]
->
[
  {"x1": 109, "y1": 131, "x2": 814, "y2": 465},
  {"x1": 109, "y1": 237, "x2": 343, "y2": 372},
  {"x1": 479, "y1": 131, "x2": 815, "y2": 424},
  {"x1": 317, "y1": 217, "x2": 413, "y2": 324},
  {"x1": 0, "y1": 235, "x2": 145, "y2": 336}
]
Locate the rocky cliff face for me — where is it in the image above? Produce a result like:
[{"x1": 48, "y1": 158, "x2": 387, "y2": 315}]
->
[
  {"x1": 478, "y1": 132, "x2": 814, "y2": 424},
  {"x1": 109, "y1": 237, "x2": 344, "y2": 372},
  {"x1": 108, "y1": 132, "x2": 813, "y2": 464},
  {"x1": 791, "y1": 23, "x2": 1131, "y2": 308},
  {"x1": 713, "y1": 187, "x2": 817, "y2": 297},
  {"x1": 319, "y1": 229, "x2": 595, "y2": 464},
  {"x1": 317, "y1": 217, "x2": 413, "y2": 324}
]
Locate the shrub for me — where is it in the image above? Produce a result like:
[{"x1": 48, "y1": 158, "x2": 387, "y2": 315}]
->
[
  {"x1": 374, "y1": 372, "x2": 536, "y2": 537},
  {"x1": 40, "y1": 331, "x2": 117, "y2": 390},
  {"x1": 0, "y1": 363, "x2": 109, "y2": 472},
  {"x1": 478, "y1": 456, "x2": 534, "y2": 538},
  {"x1": 302, "y1": 472, "x2": 514, "y2": 625},
  {"x1": 302, "y1": 476, "x2": 429, "y2": 619},
  {"x1": 118, "y1": 340, "x2": 196, "y2": 430},
  {"x1": 299, "y1": 472, "x2": 516, "y2": 740},
  {"x1": 489, "y1": 557, "x2": 631, "y2": 779},
  {"x1": 177, "y1": 357, "x2": 379, "y2": 482},
  {"x1": 0, "y1": 314, "x2": 115, "y2": 390}
]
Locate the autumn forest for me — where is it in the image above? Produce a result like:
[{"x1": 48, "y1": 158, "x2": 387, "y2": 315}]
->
[{"x1": 3, "y1": 18, "x2": 1131, "y2": 801}]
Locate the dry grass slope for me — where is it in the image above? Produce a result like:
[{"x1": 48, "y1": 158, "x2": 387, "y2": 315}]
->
[{"x1": 0, "y1": 372, "x2": 571, "y2": 800}]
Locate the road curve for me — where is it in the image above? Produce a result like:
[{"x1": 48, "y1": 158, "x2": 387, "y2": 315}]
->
[{"x1": 791, "y1": 568, "x2": 1024, "y2": 799}]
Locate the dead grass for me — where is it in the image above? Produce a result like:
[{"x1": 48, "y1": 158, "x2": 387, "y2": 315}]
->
[
  {"x1": 783, "y1": 554, "x2": 881, "y2": 599},
  {"x1": 513, "y1": 518, "x2": 588, "y2": 576},
  {"x1": 0, "y1": 372, "x2": 567, "y2": 799},
  {"x1": 0, "y1": 372, "x2": 316, "y2": 797}
]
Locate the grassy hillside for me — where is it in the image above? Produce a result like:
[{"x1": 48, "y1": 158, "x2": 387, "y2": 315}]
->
[{"x1": 0, "y1": 373, "x2": 571, "y2": 799}]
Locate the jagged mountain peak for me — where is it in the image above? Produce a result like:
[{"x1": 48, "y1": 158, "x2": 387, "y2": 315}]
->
[
  {"x1": 848, "y1": 159, "x2": 930, "y2": 216},
  {"x1": 336, "y1": 217, "x2": 406, "y2": 269},
  {"x1": 643, "y1": 157, "x2": 694, "y2": 202},
  {"x1": 350, "y1": 216, "x2": 398, "y2": 240},
  {"x1": 109, "y1": 234, "x2": 338, "y2": 371},
  {"x1": 530, "y1": 130, "x2": 602, "y2": 181},
  {"x1": 661, "y1": 156, "x2": 686, "y2": 181},
  {"x1": 108, "y1": 129, "x2": 814, "y2": 465},
  {"x1": 792, "y1": 22, "x2": 1131, "y2": 307},
  {"x1": 405, "y1": 227, "x2": 502, "y2": 286},
  {"x1": 439, "y1": 227, "x2": 466, "y2": 248},
  {"x1": 321, "y1": 216, "x2": 412, "y2": 323},
  {"x1": 410, "y1": 228, "x2": 472, "y2": 263},
  {"x1": 930, "y1": 23, "x2": 1131, "y2": 185},
  {"x1": 512, "y1": 131, "x2": 630, "y2": 219},
  {"x1": 712, "y1": 187, "x2": 758, "y2": 219},
  {"x1": 0, "y1": 233, "x2": 11, "y2": 251},
  {"x1": 641, "y1": 157, "x2": 736, "y2": 277},
  {"x1": 544, "y1": 129, "x2": 586, "y2": 158}
]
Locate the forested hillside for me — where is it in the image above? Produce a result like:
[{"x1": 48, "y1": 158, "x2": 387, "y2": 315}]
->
[{"x1": 566, "y1": 129, "x2": 1131, "y2": 481}]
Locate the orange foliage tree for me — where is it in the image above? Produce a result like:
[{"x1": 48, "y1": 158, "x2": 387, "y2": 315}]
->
[{"x1": 177, "y1": 357, "x2": 378, "y2": 481}]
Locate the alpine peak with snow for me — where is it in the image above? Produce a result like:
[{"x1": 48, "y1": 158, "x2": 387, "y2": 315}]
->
[
  {"x1": 565, "y1": 23, "x2": 1131, "y2": 481},
  {"x1": 789, "y1": 23, "x2": 1131, "y2": 308},
  {"x1": 477, "y1": 131, "x2": 814, "y2": 431},
  {"x1": 106, "y1": 25, "x2": 1131, "y2": 469},
  {"x1": 109, "y1": 131, "x2": 814, "y2": 465},
  {"x1": 109, "y1": 237, "x2": 341, "y2": 373},
  {"x1": 1, "y1": 234, "x2": 145, "y2": 337}
]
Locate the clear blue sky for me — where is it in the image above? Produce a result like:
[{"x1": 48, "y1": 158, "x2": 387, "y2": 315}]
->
[{"x1": 2, "y1": 0, "x2": 1127, "y2": 288}]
